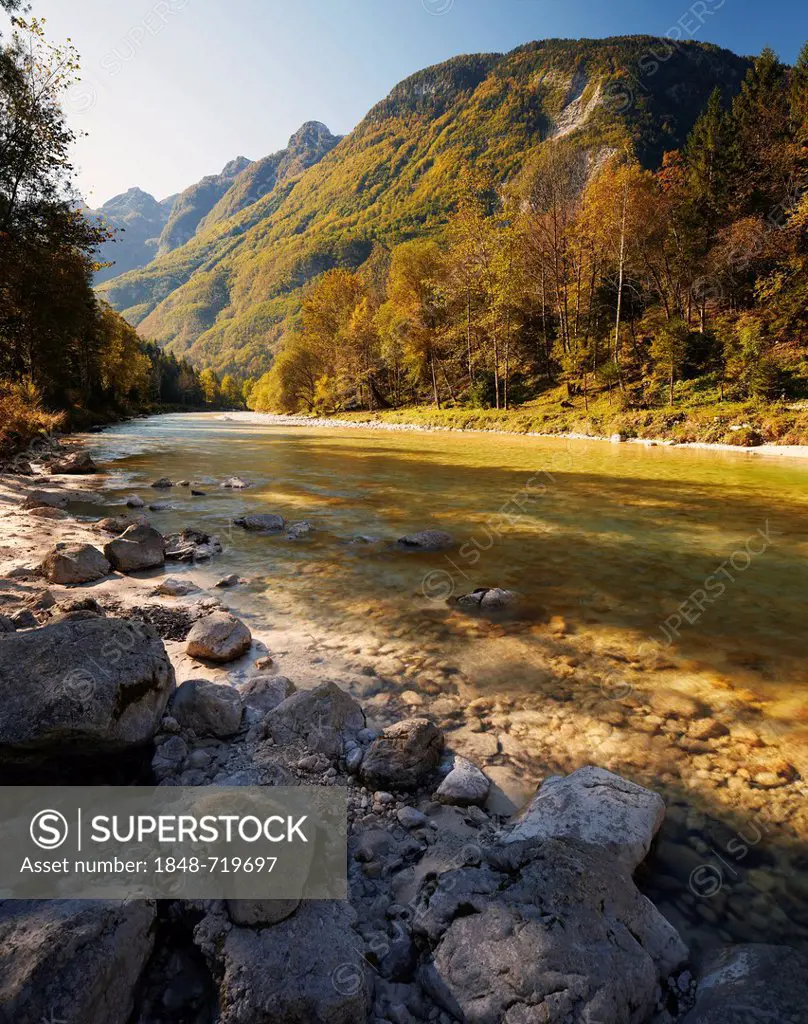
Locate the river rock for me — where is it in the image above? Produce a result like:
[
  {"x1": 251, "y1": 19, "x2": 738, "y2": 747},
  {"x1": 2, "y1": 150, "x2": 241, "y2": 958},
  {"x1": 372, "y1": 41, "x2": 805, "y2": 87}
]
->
[
  {"x1": 27, "y1": 505, "x2": 69, "y2": 520},
  {"x1": 195, "y1": 901, "x2": 370, "y2": 1024},
  {"x1": 226, "y1": 899, "x2": 301, "y2": 927},
  {"x1": 397, "y1": 530, "x2": 455, "y2": 552},
  {"x1": 0, "y1": 615, "x2": 15, "y2": 633},
  {"x1": 186, "y1": 612, "x2": 252, "y2": 663},
  {"x1": 265, "y1": 681, "x2": 365, "y2": 758},
  {"x1": 96, "y1": 515, "x2": 147, "y2": 535},
  {"x1": 125, "y1": 495, "x2": 145, "y2": 508},
  {"x1": 151, "y1": 477, "x2": 173, "y2": 488},
  {"x1": 11, "y1": 608, "x2": 38, "y2": 630},
  {"x1": 436, "y1": 756, "x2": 490, "y2": 807},
  {"x1": 170, "y1": 679, "x2": 244, "y2": 737},
  {"x1": 153, "y1": 577, "x2": 199, "y2": 597},
  {"x1": 24, "y1": 489, "x2": 68, "y2": 510},
  {"x1": 238, "y1": 675, "x2": 296, "y2": 714},
  {"x1": 361, "y1": 718, "x2": 444, "y2": 790},
  {"x1": 287, "y1": 520, "x2": 314, "y2": 539},
  {"x1": 457, "y1": 587, "x2": 516, "y2": 610},
  {"x1": 49, "y1": 450, "x2": 97, "y2": 474},
  {"x1": 681, "y1": 944, "x2": 808, "y2": 1023},
  {"x1": 214, "y1": 574, "x2": 242, "y2": 588},
  {"x1": 165, "y1": 528, "x2": 223, "y2": 562},
  {"x1": 104, "y1": 524, "x2": 166, "y2": 574},
  {"x1": 220, "y1": 476, "x2": 250, "y2": 489},
  {"x1": 414, "y1": 835, "x2": 687, "y2": 1024},
  {"x1": 234, "y1": 513, "x2": 286, "y2": 533},
  {"x1": 41, "y1": 543, "x2": 111, "y2": 585},
  {"x1": 151, "y1": 734, "x2": 188, "y2": 780},
  {"x1": 500, "y1": 765, "x2": 665, "y2": 874},
  {"x1": 0, "y1": 617, "x2": 174, "y2": 761},
  {"x1": 0, "y1": 899, "x2": 156, "y2": 1024}
]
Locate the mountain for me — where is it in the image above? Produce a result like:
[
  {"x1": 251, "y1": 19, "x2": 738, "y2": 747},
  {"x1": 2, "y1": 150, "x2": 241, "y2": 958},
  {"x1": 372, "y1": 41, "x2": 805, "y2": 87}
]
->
[
  {"x1": 90, "y1": 187, "x2": 176, "y2": 284},
  {"x1": 156, "y1": 156, "x2": 252, "y2": 255},
  {"x1": 199, "y1": 121, "x2": 342, "y2": 232},
  {"x1": 98, "y1": 37, "x2": 751, "y2": 376}
]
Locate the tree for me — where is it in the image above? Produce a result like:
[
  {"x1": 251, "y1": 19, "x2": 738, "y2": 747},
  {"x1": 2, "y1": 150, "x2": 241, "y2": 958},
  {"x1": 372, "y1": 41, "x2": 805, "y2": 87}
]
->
[
  {"x1": 650, "y1": 318, "x2": 689, "y2": 404},
  {"x1": 386, "y1": 240, "x2": 449, "y2": 408},
  {"x1": 220, "y1": 374, "x2": 244, "y2": 408},
  {"x1": 199, "y1": 368, "x2": 221, "y2": 406}
]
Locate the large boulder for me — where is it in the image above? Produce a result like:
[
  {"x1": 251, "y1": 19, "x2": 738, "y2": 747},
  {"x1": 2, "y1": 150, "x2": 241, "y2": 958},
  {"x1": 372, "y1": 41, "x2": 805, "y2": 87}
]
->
[
  {"x1": 264, "y1": 682, "x2": 365, "y2": 758},
  {"x1": 104, "y1": 524, "x2": 166, "y2": 574},
  {"x1": 24, "y1": 489, "x2": 68, "y2": 510},
  {"x1": 234, "y1": 513, "x2": 286, "y2": 533},
  {"x1": 170, "y1": 679, "x2": 244, "y2": 737},
  {"x1": 681, "y1": 944, "x2": 808, "y2": 1023},
  {"x1": 40, "y1": 543, "x2": 111, "y2": 585},
  {"x1": 0, "y1": 900, "x2": 156, "y2": 1024},
  {"x1": 397, "y1": 530, "x2": 455, "y2": 552},
  {"x1": 0, "y1": 617, "x2": 175, "y2": 761},
  {"x1": 194, "y1": 901, "x2": 371, "y2": 1024},
  {"x1": 500, "y1": 766, "x2": 666, "y2": 874},
  {"x1": 186, "y1": 612, "x2": 252, "y2": 663},
  {"x1": 414, "y1": 836, "x2": 688, "y2": 1024},
  {"x1": 361, "y1": 718, "x2": 444, "y2": 790},
  {"x1": 49, "y1": 450, "x2": 97, "y2": 475}
]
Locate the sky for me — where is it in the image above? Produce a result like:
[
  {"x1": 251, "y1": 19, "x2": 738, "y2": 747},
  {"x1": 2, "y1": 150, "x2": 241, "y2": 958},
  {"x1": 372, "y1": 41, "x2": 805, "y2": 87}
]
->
[{"x1": 5, "y1": 0, "x2": 806, "y2": 206}]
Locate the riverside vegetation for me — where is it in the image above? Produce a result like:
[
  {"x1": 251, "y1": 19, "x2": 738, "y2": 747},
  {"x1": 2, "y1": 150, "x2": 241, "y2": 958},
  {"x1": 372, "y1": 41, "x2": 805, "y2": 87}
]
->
[
  {"x1": 0, "y1": 6, "x2": 245, "y2": 456},
  {"x1": 96, "y1": 37, "x2": 808, "y2": 446}
]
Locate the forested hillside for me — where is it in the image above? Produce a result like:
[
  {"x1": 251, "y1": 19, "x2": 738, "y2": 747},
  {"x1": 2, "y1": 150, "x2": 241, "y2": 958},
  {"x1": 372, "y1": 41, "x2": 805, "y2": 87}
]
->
[
  {"x1": 99, "y1": 38, "x2": 749, "y2": 379},
  {"x1": 244, "y1": 43, "x2": 808, "y2": 444},
  {"x1": 0, "y1": 7, "x2": 238, "y2": 455}
]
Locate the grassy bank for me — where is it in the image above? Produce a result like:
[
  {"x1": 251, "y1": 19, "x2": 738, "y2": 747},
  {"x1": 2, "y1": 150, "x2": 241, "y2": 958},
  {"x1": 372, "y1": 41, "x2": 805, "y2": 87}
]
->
[{"x1": 332, "y1": 383, "x2": 808, "y2": 447}]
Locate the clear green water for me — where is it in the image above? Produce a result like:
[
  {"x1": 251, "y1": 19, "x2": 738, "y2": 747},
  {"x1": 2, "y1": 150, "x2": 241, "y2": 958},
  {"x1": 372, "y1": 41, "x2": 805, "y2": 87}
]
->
[{"x1": 86, "y1": 412, "x2": 808, "y2": 955}]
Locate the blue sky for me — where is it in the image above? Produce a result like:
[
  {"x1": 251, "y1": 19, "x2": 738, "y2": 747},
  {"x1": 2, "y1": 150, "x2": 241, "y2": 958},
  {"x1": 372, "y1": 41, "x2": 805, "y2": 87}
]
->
[{"x1": 9, "y1": 0, "x2": 806, "y2": 205}]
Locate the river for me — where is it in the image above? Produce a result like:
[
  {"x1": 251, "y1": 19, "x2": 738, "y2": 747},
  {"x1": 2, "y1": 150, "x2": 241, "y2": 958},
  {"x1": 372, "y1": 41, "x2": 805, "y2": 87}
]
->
[{"x1": 85, "y1": 411, "x2": 808, "y2": 956}]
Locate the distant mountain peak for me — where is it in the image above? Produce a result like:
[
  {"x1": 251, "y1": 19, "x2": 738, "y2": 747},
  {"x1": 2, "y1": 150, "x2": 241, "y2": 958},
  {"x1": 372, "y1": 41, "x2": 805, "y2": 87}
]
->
[{"x1": 221, "y1": 156, "x2": 252, "y2": 178}]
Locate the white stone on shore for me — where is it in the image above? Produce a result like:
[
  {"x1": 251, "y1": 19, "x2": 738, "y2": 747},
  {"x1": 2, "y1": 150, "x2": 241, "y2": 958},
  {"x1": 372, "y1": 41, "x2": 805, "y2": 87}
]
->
[
  {"x1": 436, "y1": 756, "x2": 490, "y2": 807},
  {"x1": 501, "y1": 765, "x2": 666, "y2": 873}
]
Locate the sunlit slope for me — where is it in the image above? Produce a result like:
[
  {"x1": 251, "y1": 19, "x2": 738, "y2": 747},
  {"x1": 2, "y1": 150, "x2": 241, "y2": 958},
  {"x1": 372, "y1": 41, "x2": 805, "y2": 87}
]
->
[{"x1": 98, "y1": 37, "x2": 749, "y2": 376}]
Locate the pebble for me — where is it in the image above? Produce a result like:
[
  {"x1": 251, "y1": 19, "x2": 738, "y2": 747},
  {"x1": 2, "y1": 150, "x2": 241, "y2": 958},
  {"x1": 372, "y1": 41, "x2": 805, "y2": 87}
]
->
[
  {"x1": 400, "y1": 690, "x2": 425, "y2": 706},
  {"x1": 396, "y1": 806, "x2": 428, "y2": 829},
  {"x1": 754, "y1": 772, "x2": 786, "y2": 789}
]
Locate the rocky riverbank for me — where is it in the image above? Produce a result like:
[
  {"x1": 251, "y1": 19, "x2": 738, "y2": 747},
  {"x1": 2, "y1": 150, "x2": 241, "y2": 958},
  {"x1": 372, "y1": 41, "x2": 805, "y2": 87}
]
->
[
  {"x1": 229, "y1": 411, "x2": 808, "y2": 460},
  {"x1": 0, "y1": 436, "x2": 806, "y2": 1023}
]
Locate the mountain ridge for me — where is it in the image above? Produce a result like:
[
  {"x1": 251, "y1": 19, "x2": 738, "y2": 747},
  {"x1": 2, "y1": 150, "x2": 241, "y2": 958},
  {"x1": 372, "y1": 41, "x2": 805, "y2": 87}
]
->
[{"x1": 98, "y1": 36, "x2": 751, "y2": 375}]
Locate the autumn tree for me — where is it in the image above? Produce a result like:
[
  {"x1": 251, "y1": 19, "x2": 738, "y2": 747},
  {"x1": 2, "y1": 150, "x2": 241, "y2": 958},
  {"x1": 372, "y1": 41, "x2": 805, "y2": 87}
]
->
[{"x1": 386, "y1": 240, "x2": 449, "y2": 407}]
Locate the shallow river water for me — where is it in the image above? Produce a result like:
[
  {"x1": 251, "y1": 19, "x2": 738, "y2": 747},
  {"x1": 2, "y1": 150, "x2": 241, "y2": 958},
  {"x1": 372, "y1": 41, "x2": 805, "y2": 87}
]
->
[{"x1": 86, "y1": 412, "x2": 808, "y2": 958}]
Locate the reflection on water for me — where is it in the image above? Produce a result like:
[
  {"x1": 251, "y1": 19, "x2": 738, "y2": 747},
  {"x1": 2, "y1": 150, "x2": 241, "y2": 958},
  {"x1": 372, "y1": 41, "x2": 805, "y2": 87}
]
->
[{"x1": 87, "y1": 413, "x2": 808, "y2": 956}]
